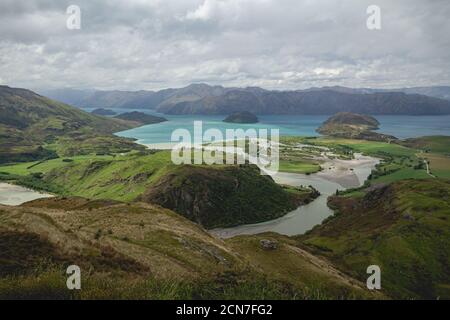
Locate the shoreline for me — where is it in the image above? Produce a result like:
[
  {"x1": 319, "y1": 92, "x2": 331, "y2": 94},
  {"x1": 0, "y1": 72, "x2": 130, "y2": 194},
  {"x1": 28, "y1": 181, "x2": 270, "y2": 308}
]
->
[
  {"x1": 0, "y1": 136, "x2": 378, "y2": 226},
  {"x1": 209, "y1": 152, "x2": 380, "y2": 238},
  {"x1": 316, "y1": 153, "x2": 380, "y2": 188},
  {"x1": 0, "y1": 182, "x2": 54, "y2": 206},
  {"x1": 133, "y1": 137, "x2": 380, "y2": 238},
  {"x1": 142, "y1": 139, "x2": 380, "y2": 187}
]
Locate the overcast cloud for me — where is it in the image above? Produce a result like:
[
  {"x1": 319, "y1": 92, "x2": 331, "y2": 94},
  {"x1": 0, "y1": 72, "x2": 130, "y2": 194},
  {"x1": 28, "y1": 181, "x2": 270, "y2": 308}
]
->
[{"x1": 0, "y1": 0, "x2": 449, "y2": 91}]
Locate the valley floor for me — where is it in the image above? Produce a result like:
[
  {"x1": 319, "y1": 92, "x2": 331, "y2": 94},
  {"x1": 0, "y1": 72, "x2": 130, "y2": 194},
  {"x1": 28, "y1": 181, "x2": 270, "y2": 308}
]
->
[{"x1": 0, "y1": 135, "x2": 449, "y2": 299}]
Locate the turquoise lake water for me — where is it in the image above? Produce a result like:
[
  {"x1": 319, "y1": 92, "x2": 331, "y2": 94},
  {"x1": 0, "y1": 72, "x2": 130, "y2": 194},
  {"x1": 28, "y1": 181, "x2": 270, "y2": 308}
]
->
[{"x1": 101, "y1": 108, "x2": 450, "y2": 143}]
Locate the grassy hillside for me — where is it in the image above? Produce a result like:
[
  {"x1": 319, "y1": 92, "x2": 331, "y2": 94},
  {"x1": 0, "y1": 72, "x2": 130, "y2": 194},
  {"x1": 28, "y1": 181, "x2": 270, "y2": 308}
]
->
[
  {"x1": 140, "y1": 164, "x2": 318, "y2": 228},
  {"x1": 299, "y1": 179, "x2": 450, "y2": 299},
  {"x1": 400, "y1": 136, "x2": 450, "y2": 178},
  {"x1": 0, "y1": 151, "x2": 172, "y2": 201},
  {"x1": 48, "y1": 135, "x2": 146, "y2": 157},
  {"x1": 0, "y1": 151, "x2": 316, "y2": 228},
  {"x1": 0, "y1": 85, "x2": 133, "y2": 137},
  {"x1": 401, "y1": 136, "x2": 450, "y2": 154},
  {"x1": 295, "y1": 136, "x2": 449, "y2": 184},
  {"x1": 0, "y1": 197, "x2": 376, "y2": 299},
  {"x1": 0, "y1": 85, "x2": 143, "y2": 164},
  {"x1": 421, "y1": 153, "x2": 450, "y2": 179},
  {"x1": 227, "y1": 233, "x2": 381, "y2": 299}
]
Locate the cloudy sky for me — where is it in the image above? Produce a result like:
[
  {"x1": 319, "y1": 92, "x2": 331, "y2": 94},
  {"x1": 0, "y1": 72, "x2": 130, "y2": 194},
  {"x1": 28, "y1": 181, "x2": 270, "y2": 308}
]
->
[{"x1": 0, "y1": 0, "x2": 449, "y2": 91}]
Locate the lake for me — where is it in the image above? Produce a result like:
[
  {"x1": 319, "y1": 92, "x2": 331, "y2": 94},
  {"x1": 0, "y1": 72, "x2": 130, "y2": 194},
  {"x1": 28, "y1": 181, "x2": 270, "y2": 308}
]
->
[
  {"x1": 108, "y1": 110, "x2": 450, "y2": 237},
  {"x1": 108, "y1": 109, "x2": 450, "y2": 144}
]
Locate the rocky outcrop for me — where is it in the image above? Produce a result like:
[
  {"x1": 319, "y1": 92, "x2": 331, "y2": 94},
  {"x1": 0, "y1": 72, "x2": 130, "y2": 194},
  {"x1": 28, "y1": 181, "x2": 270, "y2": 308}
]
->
[{"x1": 260, "y1": 239, "x2": 278, "y2": 250}]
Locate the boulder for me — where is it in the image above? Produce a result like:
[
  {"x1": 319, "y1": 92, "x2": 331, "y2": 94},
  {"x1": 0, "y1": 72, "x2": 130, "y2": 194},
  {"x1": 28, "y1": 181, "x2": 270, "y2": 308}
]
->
[{"x1": 260, "y1": 239, "x2": 278, "y2": 250}]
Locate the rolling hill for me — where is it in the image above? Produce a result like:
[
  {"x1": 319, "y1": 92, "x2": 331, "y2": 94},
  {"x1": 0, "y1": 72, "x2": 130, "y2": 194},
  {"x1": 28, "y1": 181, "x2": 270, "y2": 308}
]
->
[
  {"x1": 299, "y1": 179, "x2": 450, "y2": 299},
  {"x1": 139, "y1": 164, "x2": 317, "y2": 228},
  {"x1": 0, "y1": 85, "x2": 135, "y2": 139},
  {"x1": 0, "y1": 149, "x2": 315, "y2": 228},
  {"x1": 114, "y1": 111, "x2": 167, "y2": 125},
  {"x1": 223, "y1": 111, "x2": 259, "y2": 124},
  {"x1": 0, "y1": 196, "x2": 377, "y2": 299},
  {"x1": 317, "y1": 112, "x2": 398, "y2": 142},
  {"x1": 0, "y1": 85, "x2": 143, "y2": 163}
]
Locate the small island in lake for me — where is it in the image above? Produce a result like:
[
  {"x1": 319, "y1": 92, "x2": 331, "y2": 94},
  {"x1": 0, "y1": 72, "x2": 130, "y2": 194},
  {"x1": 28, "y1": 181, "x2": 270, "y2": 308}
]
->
[
  {"x1": 91, "y1": 108, "x2": 117, "y2": 116},
  {"x1": 223, "y1": 111, "x2": 259, "y2": 124},
  {"x1": 317, "y1": 112, "x2": 397, "y2": 142},
  {"x1": 114, "y1": 111, "x2": 167, "y2": 126}
]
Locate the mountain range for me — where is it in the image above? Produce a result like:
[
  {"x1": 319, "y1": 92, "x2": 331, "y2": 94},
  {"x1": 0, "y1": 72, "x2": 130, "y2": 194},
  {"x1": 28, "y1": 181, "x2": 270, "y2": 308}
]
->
[{"x1": 39, "y1": 84, "x2": 450, "y2": 115}]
